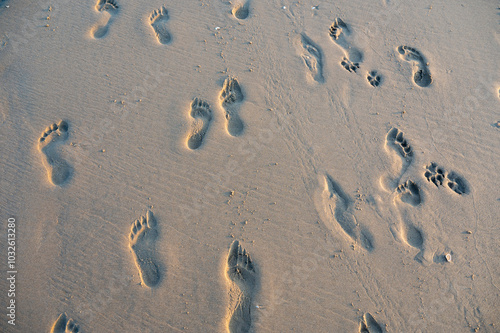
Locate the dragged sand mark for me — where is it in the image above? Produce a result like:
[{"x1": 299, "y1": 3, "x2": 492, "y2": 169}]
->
[
  {"x1": 424, "y1": 163, "x2": 469, "y2": 195},
  {"x1": 329, "y1": 18, "x2": 363, "y2": 73},
  {"x1": 359, "y1": 312, "x2": 383, "y2": 333},
  {"x1": 38, "y1": 120, "x2": 72, "y2": 186},
  {"x1": 397, "y1": 46, "x2": 432, "y2": 87},
  {"x1": 320, "y1": 174, "x2": 374, "y2": 251},
  {"x1": 219, "y1": 77, "x2": 244, "y2": 136},
  {"x1": 149, "y1": 6, "x2": 171, "y2": 45},
  {"x1": 187, "y1": 98, "x2": 212, "y2": 150},
  {"x1": 380, "y1": 127, "x2": 413, "y2": 191},
  {"x1": 91, "y1": 0, "x2": 119, "y2": 39},
  {"x1": 129, "y1": 210, "x2": 160, "y2": 287},
  {"x1": 299, "y1": 33, "x2": 324, "y2": 83},
  {"x1": 51, "y1": 313, "x2": 80, "y2": 333},
  {"x1": 225, "y1": 240, "x2": 256, "y2": 333},
  {"x1": 367, "y1": 70, "x2": 381, "y2": 87},
  {"x1": 396, "y1": 180, "x2": 421, "y2": 206},
  {"x1": 232, "y1": 0, "x2": 250, "y2": 19}
]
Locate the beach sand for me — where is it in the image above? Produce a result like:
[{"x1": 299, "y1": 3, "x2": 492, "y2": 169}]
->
[{"x1": 0, "y1": 0, "x2": 499, "y2": 332}]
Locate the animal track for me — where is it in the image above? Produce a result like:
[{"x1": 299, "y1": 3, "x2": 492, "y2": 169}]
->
[
  {"x1": 329, "y1": 18, "x2": 363, "y2": 73},
  {"x1": 129, "y1": 210, "x2": 160, "y2": 287},
  {"x1": 226, "y1": 240, "x2": 256, "y2": 333},
  {"x1": 320, "y1": 174, "x2": 374, "y2": 251},
  {"x1": 232, "y1": 0, "x2": 249, "y2": 19},
  {"x1": 396, "y1": 180, "x2": 421, "y2": 206},
  {"x1": 220, "y1": 77, "x2": 244, "y2": 136},
  {"x1": 38, "y1": 120, "x2": 72, "y2": 186},
  {"x1": 359, "y1": 313, "x2": 383, "y2": 333},
  {"x1": 299, "y1": 33, "x2": 324, "y2": 83},
  {"x1": 187, "y1": 98, "x2": 212, "y2": 150},
  {"x1": 397, "y1": 46, "x2": 432, "y2": 87},
  {"x1": 149, "y1": 6, "x2": 171, "y2": 45},
  {"x1": 367, "y1": 70, "x2": 381, "y2": 87},
  {"x1": 91, "y1": 0, "x2": 118, "y2": 39},
  {"x1": 424, "y1": 163, "x2": 469, "y2": 195},
  {"x1": 51, "y1": 313, "x2": 80, "y2": 333}
]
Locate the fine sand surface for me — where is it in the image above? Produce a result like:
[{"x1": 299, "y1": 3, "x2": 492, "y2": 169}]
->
[{"x1": 0, "y1": 0, "x2": 499, "y2": 332}]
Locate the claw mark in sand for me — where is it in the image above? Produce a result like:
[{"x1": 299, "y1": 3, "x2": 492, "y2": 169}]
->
[
  {"x1": 359, "y1": 312, "x2": 383, "y2": 333},
  {"x1": 129, "y1": 210, "x2": 160, "y2": 287},
  {"x1": 329, "y1": 18, "x2": 363, "y2": 73},
  {"x1": 51, "y1": 313, "x2": 80, "y2": 333},
  {"x1": 225, "y1": 240, "x2": 257, "y2": 333},
  {"x1": 91, "y1": 0, "x2": 118, "y2": 39},
  {"x1": 397, "y1": 46, "x2": 432, "y2": 87},
  {"x1": 318, "y1": 174, "x2": 374, "y2": 251},
  {"x1": 220, "y1": 77, "x2": 245, "y2": 136},
  {"x1": 38, "y1": 120, "x2": 72, "y2": 186},
  {"x1": 186, "y1": 98, "x2": 213, "y2": 150},
  {"x1": 149, "y1": 6, "x2": 171, "y2": 45},
  {"x1": 299, "y1": 33, "x2": 324, "y2": 83}
]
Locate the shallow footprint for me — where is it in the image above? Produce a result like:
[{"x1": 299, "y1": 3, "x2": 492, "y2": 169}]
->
[
  {"x1": 220, "y1": 77, "x2": 244, "y2": 136},
  {"x1": 232, "y1": 0, "x2": 249, "y2": 19},
  {"x1": 359, "y1": 312, "x2": 383, "y2": 333},
  {"x1": 51, "y1": 313, "x2": 80, "y2": 333},
  {"x1": 129, "y1": 210, "x2": 160, "y2": 287},
  {"x1": 225, "y1": 240, "x2": 256, "y2": 333},
  {"x1": 38, "y1": 120, "x2": 72, "y2": 186},
  {"x1": 396, "y1": 180, "x2": 421, "y2": 206},
  {"x1": 329, "y1": 18, "x2": 363, "y2": 72},
  {"x1": 91, "y1": 0, "x2": 118, "y2": 39},
  {"x1": 187, "y1": 98, "x2": 212, "y2": 149},
  {"x1": 299, "y1": 33, "x2": 324, "y2": 83},
  {"x1": 397, "y1": 46, "x2": 432, "y2": 87},
  {"x1": 150, "y1": 6, "x2": 171, "y2": 45}
]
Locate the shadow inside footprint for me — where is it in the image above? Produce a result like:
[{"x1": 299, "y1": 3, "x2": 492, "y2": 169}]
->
[
  {"x1": 300, "y1": 33, "x2": 324, "y2": 83},
  {"x1": 398, "y1": 45, "x2": 432, "y2": 87},
  {"x1": 91, "y1": 0, "x2": 118, "y2": 39},
  {"x1": 187, "y1": 98, "x2": 212, "y2": 149},
  {"x1": 150, "y1": 6, "x2": 171, "y2": 44},
  {"x1": 359, "y1": 312, "x2": 383, "y2": 333},
  {"x1": 226, "y1": 240, "x2": 256, "y2": 333},
  {"x1": 129, "y1": 210, "x2": 160, "y2": 287},
  {"x1": 220, "y1": 77, "x2": 245, "y2": 136},
  {"x1": 51, "y1": 313, "x2": 80, "y2": 333},
  {"x1": 38, "y1": 120, "x2": 72, "y2": 186},
  {"x1": 232, "y1": 1, "x2": 249, "y2": 19},
  {"x1": 396, "y1": 180, "x2": 421, "y2": 206}
]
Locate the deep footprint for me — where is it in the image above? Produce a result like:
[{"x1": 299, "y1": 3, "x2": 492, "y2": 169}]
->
[
  {"x1": 187, "y1": 98, "x2": 212, "y2": 149},
  {"x1": 226, "y1": 240, "x2": 256, "y2": 333},
  {"x1": 91, "y1": 0, "x2": 118, "y2": 39},
  {"x1": 150, "y1": 6, "x2": 171, "y2": 45},
  {"x1": 232, "y1": 0, "x2": 249, "y2": 19},
  {"x1": 359, "y1": 312, "x2": 383, "y2": 333},
  {"x1": 38, "y1": 120, "x2": 72, "y2": 186},
  {"x1": 397, "y1": 46, "x2": 432, "y2": 87},
  {"x1": 329, "y1": 18, "x2": 363, "y2": 72},
  {"x1": 322, "y1": 174, "x2": 374, "y2": 251},
  {"x1": 424, "y1": 163, "x2": 469, "y2": 195},
  {"x1": 220, "y1": 77, "x2": 244, "y2": 136},
  {"x1": 51, "y1": 313, "x2": 80, "y2": 333},
  {"x1": 129, "y1": 210, "x2": 160, "y2": 287},
  {"x1": 299, "y1": 33, "x2": 324, "y2": 83},
  {"x1": 367, "y1": 70, "x2": 381, "y2": 87},
  {"x1": 396, "y1": 180, "x2": 421, "y2": 206}
]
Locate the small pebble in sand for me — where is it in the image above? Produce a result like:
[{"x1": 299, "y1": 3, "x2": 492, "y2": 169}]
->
[{"x1": 445, "y1": 253, "x2": 451, "y2": 262}]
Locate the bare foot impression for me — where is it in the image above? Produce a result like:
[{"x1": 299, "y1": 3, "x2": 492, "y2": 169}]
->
[
  {"x1": 129, "y1": 210, "x2": 160, "y2": 287},
  {"x1": 397, "y1": 46, "x2": 432, "y2": 87},
  {"x1": 38, "y1": 120, "x2": 72, "y2": 186},
  {"x1": 219, "y1": 77, "x2": 245, "y2": 136},
  {"x1": 396, "y1": 180, "x2": 421, "y2": 207},
  {"x1": 380, "y1": 127, "x2": 413, "y2": 191},
  {"x1": 149, "y1": 6, "x2": 171, "y2": 45},
  {"x1": 329, "y1": 18, "x2": 363, "y2": 73},
  {"x1": 186, "y1": 98, "x2": 212, "y2": 149},
  {"x1": 319, "y1": 174, "x2": 374, "y2": 251},
  {"x1": 232, "y1": 0, "x2": 250, "y2": 19},
  {"x1": 359, "y1": 312, "x2": 383, "y2": 333},
  {"x1": 424, "y1": 163, "x2": 469, "y2": 195},
  {"x1": 367, "y1": 70, "x2": 381, "y2": 87},
  {"x1": 51, "y1": 313, "x2": 80, "y2": 333},
  {"x1": 91, "y1": 0, "x2": 118, "y2": 39},
  {"x1": 299, "y1": 33, "x2": 324, "y2": 83},
  {"x1": 225, "y1": 240, "x2": 257, "y2": 333}
]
